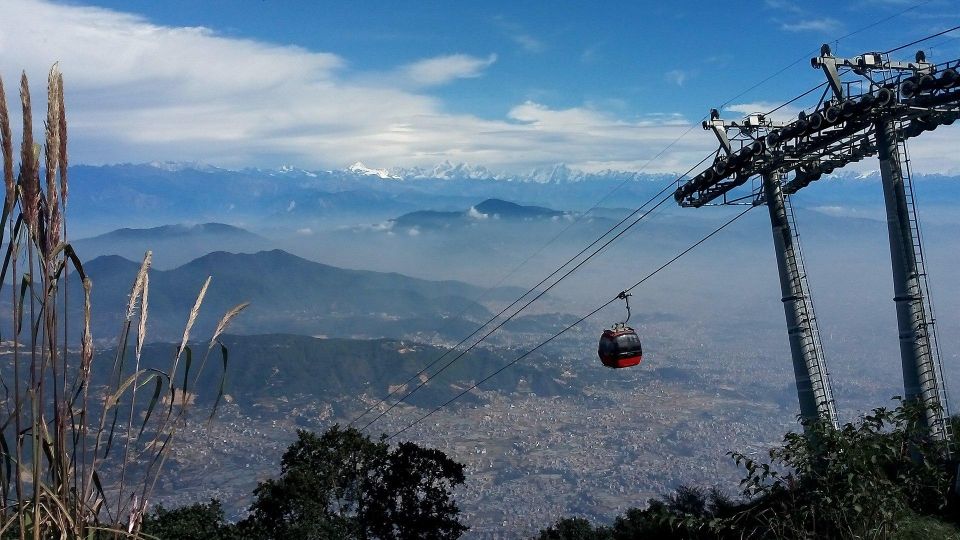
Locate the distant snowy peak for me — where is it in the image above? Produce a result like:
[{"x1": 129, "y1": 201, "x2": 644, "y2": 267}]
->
[
  {"x1": 527, "y1": 163, "x2": 578, "y2": 183},
  {"x1": 384, "y1": 161, "x2": 662, "y2": 183},
  {"x1": 348, "y1": 162, "x2": 401, "y2": 180},
  {"x1": 274, "y1": 165, "x2": 317, "y2": 177},
  {"x1": 147, "y1": 160, "x2": 224, "y2": 173},
  {"x1": 396, "y1": 161, "x2": 506, "y2": 181},
  {"x1": 828, "y1": 168, "x2": 882, "y2": 181}
]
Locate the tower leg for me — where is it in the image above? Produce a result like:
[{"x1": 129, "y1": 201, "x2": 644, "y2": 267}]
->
[
  {"x1": 875, "y1": 120, "x2": 946, "y2": 440},
  {"x1": 762, "y1": 172, "x2": 837, "y2": 428}
]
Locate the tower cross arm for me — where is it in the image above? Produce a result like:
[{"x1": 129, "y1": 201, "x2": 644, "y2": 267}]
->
[{"x1": 812, "y1": 44, "x2": 935, "y2": 100}]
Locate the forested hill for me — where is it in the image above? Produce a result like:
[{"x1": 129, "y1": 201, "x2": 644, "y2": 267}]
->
[
  {"x1": 43, "y1": 249, "x2": 526, "y2": 343},
  {"x1": 94, "y1": 333, "x2": 570, "y2": 412}
]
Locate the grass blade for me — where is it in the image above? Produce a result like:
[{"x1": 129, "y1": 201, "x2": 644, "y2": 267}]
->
[
  {"x1": 209, "y1": 341, "x2": 229, "y2": 421},
  {"x1": 16, "y1": 274, "x2": 29, "y2": 336},
  {"x1": 137, "y1": 376, "x2": 164, "y2": 439},
  {"x1": 181, "y1": 346, "x2": 192, "y2": 400}
]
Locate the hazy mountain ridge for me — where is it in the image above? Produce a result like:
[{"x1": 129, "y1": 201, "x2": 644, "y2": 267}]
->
[
  {"x1": 73, "y1": 223, "x2": 270, "y2": 268},
  {"x1": 67, "y1": 163, "x2": 960, "y2": 236},
  {"x1": 21, "y1": 249, "x2": 533, "y2": 344},
  {"x1": 390, "y1": 198, "x2": 567, "y2": 229}
]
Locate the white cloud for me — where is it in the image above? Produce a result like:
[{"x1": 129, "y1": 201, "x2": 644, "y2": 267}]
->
[
  {"x1": 810, "y1": 205, "x2": 849, "y2": 217},
  {"x1": 780, "y1": 17, "x2": 843, "y2": 33},
  {"x1": 467, "y1": 206, "x2": 488, "y2": 220},
  {"x1": 401, "y1": 53, "x2": 497, "y2": 87},
  {"x1": 4, "y1": 0, "x2": 957, "y2": 175},
  {"x1": 725, "y1": 102, "x2": 802, "y2": 124},
  {"x1": 900, "y1": 125, "x2": 960, "y2": 175},
  {"x1": 0, "y1": 0, "x2": 716, "y2": 173}
]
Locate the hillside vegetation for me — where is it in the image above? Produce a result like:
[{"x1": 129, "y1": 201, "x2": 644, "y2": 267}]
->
[{"x1": 538, "y1": 402, "x2": 960, "y2": 539}]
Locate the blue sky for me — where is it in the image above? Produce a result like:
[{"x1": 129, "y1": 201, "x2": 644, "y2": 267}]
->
[{"x1": 2, "y1": 0, "x2": 959, "y2": 173}]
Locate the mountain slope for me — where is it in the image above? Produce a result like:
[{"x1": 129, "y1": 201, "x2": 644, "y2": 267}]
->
[
  {"x1": 73, "y1": 223, "x2": 270, "y2": 268},
  {"x1": 390, "y1": 198, "x2": 567, "y2": 229},
  {"x1": 71, "y1": 249, "x2": 499, "y2": 342},
  {"x1": 115, "y1": 333, "x2": 569, "y2": 411}
]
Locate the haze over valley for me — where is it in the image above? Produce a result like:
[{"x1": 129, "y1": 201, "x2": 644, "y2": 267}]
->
[
  {"x1": 43, "y1": 162, "x2": 960, "y2": 534},
  {"x1": 4, "y1": 0, "x2": 960, "y2": 536}
]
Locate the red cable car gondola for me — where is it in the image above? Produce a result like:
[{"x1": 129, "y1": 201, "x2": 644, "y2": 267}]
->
[{"x1": 598, "y1": 292, "x2": 643, "y2": 369}]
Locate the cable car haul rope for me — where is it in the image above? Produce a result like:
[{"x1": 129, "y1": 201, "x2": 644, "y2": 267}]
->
[{"x1": 388, "y1": 205, "x2": 755, "y2": 440}]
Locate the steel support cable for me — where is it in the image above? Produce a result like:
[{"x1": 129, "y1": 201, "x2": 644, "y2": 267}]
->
[
  {"x1": 719, "y1": 0, "x2": 933, "y2": 112},
  {"x1": 766, "y1": 81, "x2": 831, "y2": 117},
  {"x1": 387, "y1": 204, "x2": 756, "y2": 440},
  {"x1": 884, "y1": 24, "x2": 960, "y2": 55},
  {"x1": 360, "y1": 190, "x2": 678, "y2": 432},
  {"x1": 348, "y1": 135, "x2": 712, "y2": 427},
  {"x1": 922, "y1": 35, "x2": 960, "y2": 58}
]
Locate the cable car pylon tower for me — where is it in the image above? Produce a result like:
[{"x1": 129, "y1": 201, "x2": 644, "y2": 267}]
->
[
  {"x1": 694, "y1": 109, "x2": 839, "y2": 429},
  {"x1": 674, "y1": 44, "x2": 960, "y2": 440}
]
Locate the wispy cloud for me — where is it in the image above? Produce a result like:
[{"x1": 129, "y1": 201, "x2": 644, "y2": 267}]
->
[
  {"x1": 665, "y1": 69, "x2": 690, "y2": 86},
  {"x1": 401, "y1": 53, "x2": 497, "y2": 87},
  {"x1": 764, "y1": 0, "x2": 804, "y2": 14},
  {"x1": 494, "y1": 17, "x2": 545, "y2": 53},
  {"x1": 765, "y1": 0, "x2": 843, "y2": 35},
  {"x1": 780, "y1": 17, "x2": 843, "y2": 34},
  {"x1": 580, "y1": 44, "x2": 602, "y2": 64},
  {"x1": 513, "y1": 34, "x2": 544, "y2": 53}
]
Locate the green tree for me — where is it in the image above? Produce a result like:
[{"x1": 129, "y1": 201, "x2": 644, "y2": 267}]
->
[
  {"x1": 538, "y1": 401, "x2": 960, "y2": 539},
  {"x1": 723, "y1": 402, "x2": 953, "y2": 539},
  {"x1": 141, "y1": 499, "x2": 238, "y2": 540},
  {"x1": 240, "y1": 425, "x2": 467, "y2": 539},
  {"x1": 536, "y1": 517, "x2": 611, "y2": 539}
]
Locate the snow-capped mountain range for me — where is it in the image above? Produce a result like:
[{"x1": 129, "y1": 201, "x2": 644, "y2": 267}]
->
[
  {"x1": 348, "y1": 162, "x2": 401, "y2": 180},
  {"x1": 62, "y1": 159, "x2": 959, "y2": 237},
  {"x1": 143, "y1": 158, "x2": 899, "y2": 185},
  {"x1": 345, "y1": 161, "x2": 687, "y2": 184}
]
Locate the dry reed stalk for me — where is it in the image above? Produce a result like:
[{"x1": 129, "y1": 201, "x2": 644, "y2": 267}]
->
[
  {"x1": 19, "y1": 72, "x2": 38, "y2": 233},
  {"x1": 44, "y1": 65, "x2": 61, "y2": 255},
  {"x1": 170, "y1": 276, "x2": 210, "y2": 380},
  {"x1": 118, "y1": 271, "x2": 149, "y2": 523},
  {"x1": 85, "y1": 250, "x2": 152, "y2": 509},
  {"x1": 0, "y1": 76, "x2": 13, "y2": 214},
  {"x1": 126, "y1": 251, "x2": 152, "y2": 322},
  {"x1": 182, "y1": 277, "x2": 210, "y2": 346},
  {"x1": 0, "y1": 65, "x2": 245, "y2": 538},
  {"x1": 136, "y1": 274, "x2": 149, "y2": 360},
  {"x1": 80, "y1": 278, "x2": 93, "y2": 380},
  {"x1": 55, "y1": 72, "x2": 67, "y2": 210},
  {"x1": 209, "y1": 302, "x2": 249, "y2": 347},
  {"x1": 193, "y1": 301, "x2": 249, "y2": 389}
]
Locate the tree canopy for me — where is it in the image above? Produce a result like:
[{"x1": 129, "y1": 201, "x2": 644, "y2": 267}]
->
[
  {"x1": 538, "y1": 401, "x2": 960, "y2": 539},
  {"x1": 143, "y1": 425, "x2": 467, "y2": 540}
]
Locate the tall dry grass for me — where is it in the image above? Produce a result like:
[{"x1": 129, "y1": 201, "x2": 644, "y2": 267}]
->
[{"x1": 0, "y1": 65, "x2": 248, "y2": 538}]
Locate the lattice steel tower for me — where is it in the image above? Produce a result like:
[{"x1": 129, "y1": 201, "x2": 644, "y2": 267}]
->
[{"x1": 675, "y1": 45, "x2": 960, "y2": 438}]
